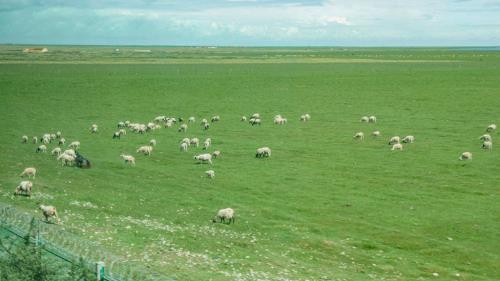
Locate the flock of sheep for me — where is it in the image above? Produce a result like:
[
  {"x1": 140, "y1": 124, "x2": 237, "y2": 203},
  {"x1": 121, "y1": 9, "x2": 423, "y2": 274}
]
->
[
  {"x1": 12, "y1": 112, "x2": 311, "y2": 225},
  {"x1": 352, "y1": 115, "x2": 495, "y2": 159}
]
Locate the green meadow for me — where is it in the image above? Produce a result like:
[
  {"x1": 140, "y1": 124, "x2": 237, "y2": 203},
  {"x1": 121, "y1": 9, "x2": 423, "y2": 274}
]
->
[{"x1": 0, "y1": 46, "x2": 499, "y2": 280}]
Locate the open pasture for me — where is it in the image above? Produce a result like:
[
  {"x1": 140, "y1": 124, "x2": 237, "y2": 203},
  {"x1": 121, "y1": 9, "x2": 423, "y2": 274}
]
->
[{"x1": 0, "y1": 46, "x2": 499, "y2": 280}]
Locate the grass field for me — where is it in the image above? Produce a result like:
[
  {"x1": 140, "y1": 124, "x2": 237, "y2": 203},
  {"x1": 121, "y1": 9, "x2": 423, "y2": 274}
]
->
[{"x1": 0, "y1": 45, "x2": 499, "y2": 280}]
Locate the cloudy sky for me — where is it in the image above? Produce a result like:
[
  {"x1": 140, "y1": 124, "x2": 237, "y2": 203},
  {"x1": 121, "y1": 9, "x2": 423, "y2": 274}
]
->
[{"x1": 0, "y1": 0, "x2": 499, "y2": 46}]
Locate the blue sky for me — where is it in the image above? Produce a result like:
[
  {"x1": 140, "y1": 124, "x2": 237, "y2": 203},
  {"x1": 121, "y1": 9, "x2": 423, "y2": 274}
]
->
[{"x1": 0, "y1": 0, "x2": 499, "y2": 46}]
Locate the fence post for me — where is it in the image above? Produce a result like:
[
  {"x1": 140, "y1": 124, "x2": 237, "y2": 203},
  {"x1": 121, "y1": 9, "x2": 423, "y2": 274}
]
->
[{"x1": 96, "y1": 261, "x2": 105, "y2": 281}]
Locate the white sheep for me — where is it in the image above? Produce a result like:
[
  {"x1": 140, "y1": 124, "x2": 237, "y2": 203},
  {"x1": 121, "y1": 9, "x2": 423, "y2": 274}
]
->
[
  {"x1": 274, "y1": 116, "x2": 287, "y2": 125},
  {"x1": 205, "y1": 170, "x2": 215, "y2": 178},
  {"x1": 21, "y1": 135, "x2": 28, "y2": 143},
  {"x1": 178, "y1": 124, "x2": 188, "y2": 132},
  {"x1": 360, "y1": 116, "x2": 369, "y2": 122},
  {"x1": 486, "y1": 124, "x2": 496, "y2": 132},
  {"x1": 241, "y1": 116, "x2": 247, "y2": 122},
  {"x1": 211, "y1": 115, "x2": 220, "y2": 122},
  {"x1": 249, "y1": 118, "x2": 261, "y2": 126},
  {"x1": 20, "y1": 167, "x2": 36, "y2": 179},
  {"x1": 203, "y1": 123, "x2": 210, "y2": 130},
  {"x1": 50, "y1": 134, "x2": 56, "y2": 140},
  {"x1": 32, "y1": 136, "x2": 38, "y2": 144},
  {"x1": 459, "y1": 152, "x2": 472, "y2": 160},
  {"x1": 256, "y1": 147, "x2": 271, "y2": 158},
  {"x1": 42, "y1": 135, "x2": 51, "y2": 144},
  {"x1": 36, "y1": 145, "x2": 47, "y2": 153},
  {"x1": 136, "y1": 145, "x2": 153, "y2": 156},
  {"x1": 164, "y1": 120, "x2": 173, "y2": 128},
  {"x1": 353, "y1": 132, "x2": 364, "y2": 140},
  {"x1": 251, "y1": 113, "x2": 260, "y2": 119},
  {"x1": 120, "y1": 154, "x2": 136, "y2": 165},
  {"x1": 154, "y1": 116, "x2": 166, "y2": 123},
  {"x1": 15, "y1": 181, "x2": 33, "y2": 197},
  {"x1": 90, "y1": 124, "x2": 98, "y2": 133},
  {"x1": 180, "y1": 142, "x2": 188, "y2": 152},
  {"x1": 56, "y1": 131, "x2": 62, "y2": 138},
  {"x1": 62, "y1": 149, "x2": 76, "y2": 158},
  {"x1": 300, "y1": 114, "x2": 311, "y2": 122},
  {"x1": 113, "y1": 131, "x2": 121, "y2": 139},
  {"x1": 51, "y1": 147, "x2": 62, "y2": 156},
  {"x1": 181, "y1": 138, "x2": 190, "y2": 144},
  {"x1": 39, "y1": 205, "x2": 61, "y2": 224},
  {"x1": 194, "y1": 153, "x2": 213, "y2": 164},
  {"x1": 372, "y1": 131, "x2": 381, "y2": 137},
  {"x1": 190, "y1": 138, "x2": 200, "y2": 147},
  {"x1": 201, "y1": 118, "x2": 209, "y2": 125},
  {"x1": 482, "y1": 141, "x2": 492, "y2": 150},
  {"x1": 150, "y1": 139, "x2": 157, "y2": 146},
  {"x1": 203, "y1": 139, "x2": 211, "y2": 150},
  {"x1": 117, "y1": 121, "x2": 126, "y2": 128},
  {"x1": 479, "y1": 134, "x2": 492, "y2": 142},
  {"x1": 402, "y1": 135, "x2": 415, "y2": 143},
  {"x1": 388, "y1": 136, "x2": 400, "y2": 145},
  {"x1": 68, "y1": 141, "x2": 80, "y2": 149},
  {"x1": 212, "y1": 150, "x2": 221, "y2": 158},
  {"x1": 188, "y1": 116, "x2": 196, "y2": 123},
  {"x1": 369, "y1": 116, "x2": 377, "y2": 123},
  {"x1": 391, "y1": 143, "x2": 403, "y2": 151},
  {"x1": 212, "y1": 208, "x2": 235, "y2": 224},
  {"x1": 58, "y1": 153, "x2": 75, "y2": 166},
  {"x1": 58, "y1": 138, "x2": 66, "y2": 146}
]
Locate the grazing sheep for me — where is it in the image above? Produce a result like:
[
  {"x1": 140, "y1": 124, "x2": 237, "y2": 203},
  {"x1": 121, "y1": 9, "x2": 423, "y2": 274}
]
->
[
  {"x1": 251, "y1": 113, "x2": 260, "y2": 119},
  {"x1": 68, "y1": 141, "x2": 80, "y2": 150},
  {"x1": 39, "y1": 205, "x2": 61, "y2": 224},
  {"x1": 50, "y1": 134, "x2": 56, "y2": 140},
  {"x1": 90, "y1": 124, "x2": 98, "y2": 133},
  {"x1": 51, "y1": 147, "x2": 62, "y2": 156},
  {"x1": 241, "y1": 116, "x2": 247, "y2": 122},
  {"x1": 388, "y1": 136, "x2": 400, "y2": 145},
  {"x1": 181, "y1": 138, "x2": 190, "y2": 144},
  {"x1": 21, "y1": 135, "x2": 28, "y2": 143},
  {"x1": 15, "y1": 181, "x2": 33, "y2": 197},
  {"x1": 486, "y1": 124, "x2": 497, "y2": 132},
  {"x1": 201, "y1": 118, "x2": 209, "y2": 125},
  {"x1": 180, "y1": 142, "x2": 188, "y2": 152},
  {"x1": 164, "y1": 120, "x2": 173, "y2": 128},
  {"x1": 300, "y1": 114, "x2": 311, "y2": 122},
  {"x1": 190, "y1": 138, "x2": 200, "y2": 147},
  {"x1": 203, "y1": 123, "x2": 210, "y2": 130},
  {"x1": 150, "y1": 139, "x2": 157, "y2": 146},
  {"x1": 136, "y1": 145, "x2": 153, "y2": 156},
  {"x1": 482, "y1": 141, "x2": 493, "y2": 150},
  {"x1": 36, "y1": 145, "x2": 47, "y2": 153},
  {"x1": 369, "y1": 116, "x2": 377, "y2": 123},
  {"x1": 274, "y1": 116, "x2": 287, "y2": 125},
  {"x1": 256, "y1": 147, "x2": 271, "y2": 158},
  {"x1": 20, "y1": 167, "x2": 36, "y2": 179},
  {"x1": 154, "y1": 116, "x2": 166, "y2": 123},
  {"x1": 459, "y1": 152, "x2": 472, "y2": 160},
  {"x1": 205, "y1": 170, "x2": 215, "y2": 178},
  {"x1": 125, "y1": 120, "x2": 130, "y2": 126},
  {"x1": 391, "y1": 143, "x2": 403, "y2": 151},
  {"x1": 372, "y1": 131, "x2": 381, "y2": 137},
  {"x1": 211, "y1": 115, "x2": 220, "y2": 122},
  {"x1": 203, "y1": 139, "x2": 211, "y2": 150},
  {"x1": 194, "y1": 153, "x2": 213, "y2": 164},
  {"x1": 360, "y1": 116, "x2": 369, "y2": 122},
  {"x1": 212, "y1": 150, "x2": 221, "y2": 158},
  {"x1": 479, "y1": 134, "x2": 492, "y2": 142},
  {"x1": 188, "y1": 116, "x2": 196, "y2": 123},
  {"x1": 42, "y1": 135, "x2": 50, "y2": 144},
  {"x1": 62, "y1": 149, "x2": 76, "y2": 158},
  {"x1": 212, "y1": 208, "x2": 235, "y2": 224},
  {"x1": 113, "y1": 131, "x2": 121, "y2": 139},
  {"x1": 249, "y1": 118, "x2": 261, "y2": 126},
  {"x1": 120, "y1": 154, "x2": 136, "y2": 165},
  {"x1": 353, "y1": 132, "x2": 364, "y2": 140},
  {"x1": 58, "y1": 138, "x2": 66, "y2": 146},
  {"x1": 32, "y1": 136, "x2": 38, "y2": 144},
  {"x1": 402, "y1": 135, "x2": 415, "y2": 143},
  {"x1": 178, "y1": 124, "x2": 188, "y2": 132},
  {"x1": 56, "y1": 131, "x2": 62, "y2": 138},
  {"x1": 117, "y1": 121, "x2": 126, "y2": 128},
  {"x1": 58, "y1": 153, "x2": 75, "y2": 166}
]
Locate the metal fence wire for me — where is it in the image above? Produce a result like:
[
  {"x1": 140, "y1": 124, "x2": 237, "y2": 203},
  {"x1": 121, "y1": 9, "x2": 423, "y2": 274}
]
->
[{"x1": 0, "y1": 203, "x2": 174, "y2": 281}]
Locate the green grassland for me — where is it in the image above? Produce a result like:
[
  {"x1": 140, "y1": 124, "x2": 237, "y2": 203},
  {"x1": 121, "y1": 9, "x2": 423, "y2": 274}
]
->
[{"x1": 0, "y1": 46, "x2": 499, "y2": 280}]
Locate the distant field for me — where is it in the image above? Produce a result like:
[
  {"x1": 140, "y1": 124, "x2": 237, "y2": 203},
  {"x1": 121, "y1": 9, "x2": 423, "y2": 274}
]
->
[{"x1": 0, "y1": 46, "x2": 499, "y2": 280}]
